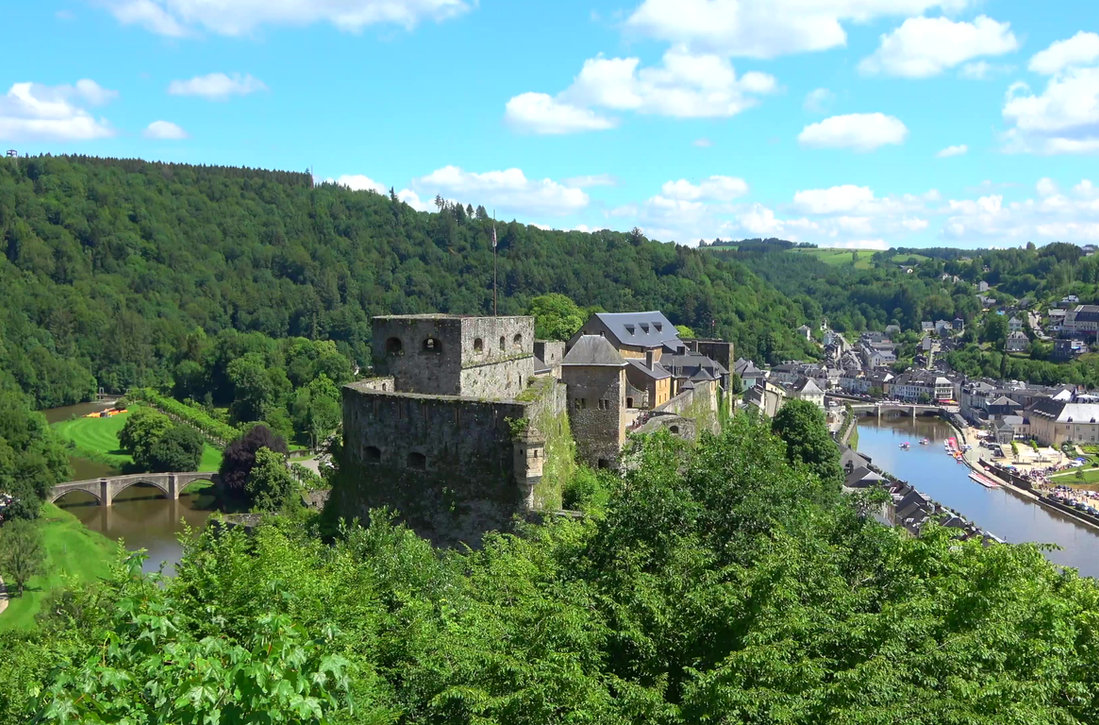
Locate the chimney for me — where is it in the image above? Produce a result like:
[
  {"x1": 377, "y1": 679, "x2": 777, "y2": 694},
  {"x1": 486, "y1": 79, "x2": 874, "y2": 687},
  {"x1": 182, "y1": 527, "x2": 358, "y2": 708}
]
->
[{"x1": 645, "y1": 349, "x2": 655, "y2": 369}]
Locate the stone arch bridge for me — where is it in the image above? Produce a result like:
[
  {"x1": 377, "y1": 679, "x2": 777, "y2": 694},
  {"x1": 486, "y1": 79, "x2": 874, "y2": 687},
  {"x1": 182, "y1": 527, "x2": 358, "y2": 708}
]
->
[
  {"x1": 846, "y1": 402, "x2": 950, "y2": 420},
  {"x1": 49, "y1": 472, "x2": 220, "y2": 507}
]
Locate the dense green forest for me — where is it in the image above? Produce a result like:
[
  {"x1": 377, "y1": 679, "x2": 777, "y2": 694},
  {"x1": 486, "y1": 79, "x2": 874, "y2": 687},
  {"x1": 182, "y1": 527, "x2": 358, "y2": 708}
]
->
[
  {"x1": 0, "y1": 155, "x2": 815, "y2": 412},
  {"x1": 3, "y1": 417, "x2": 1098, "y2": 723}
]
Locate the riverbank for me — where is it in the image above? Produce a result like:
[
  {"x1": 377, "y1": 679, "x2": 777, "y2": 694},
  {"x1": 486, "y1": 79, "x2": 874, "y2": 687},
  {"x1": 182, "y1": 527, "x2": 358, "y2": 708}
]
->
[
  {"x1": 0, "y1": 504, "x2": 120, "y2": 631},
  {"x1": 52, "y1": 407, "x2": 223, "y2": 473}
]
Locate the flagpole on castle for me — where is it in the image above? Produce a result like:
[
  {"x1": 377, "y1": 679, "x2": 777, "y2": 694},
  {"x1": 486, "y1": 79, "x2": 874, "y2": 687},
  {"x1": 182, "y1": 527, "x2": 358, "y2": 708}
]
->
[{"x1": 492, "y1": 211, "x2": 498, "y2": 317}]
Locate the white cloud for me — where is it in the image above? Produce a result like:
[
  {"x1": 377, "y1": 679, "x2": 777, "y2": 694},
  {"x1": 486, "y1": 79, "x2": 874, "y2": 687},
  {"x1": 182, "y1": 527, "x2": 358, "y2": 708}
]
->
[
  {"x1": 504, "y1": 93, "x2": 616, "y2": 134},
  {"x1": 106, "y1": 0, "x2": 470, "y2": 36},
  {"x1": 1029, "y1": 31, "x2": 1099, "y2": 75},
  {"x1": 1036, "y1": 177, "x2": 1059, "y2": 197},
  {"x1": 822, "y1": 239, "x2": 890, "y2": 250},
  {"x1": 0, "y1": 80, "x2": 116, "y2": 141},
  {"x1": 564, "y1": 174, "x2": 618, "y2": 188},
  {"x1": 506, "y1": 47, "x2": 776, "y2": 132},
  {"x1": 624, "y1": 0, "x2": 970, "y2": 59},
  {"x1": 959, "y1": 60, "x2": 1013, "y2": 80},
  {"x1": 143, "y1": 120, "x2": 188, "y2": 139},
  {"x1": 331, "y1": 174, "x2": 387, "y2": 193},
  {"x1": 412, "y1": 166, "x2": 589, "y2": 216},
  {"x1": 859, "y1": 15, "x2": 1017, "y2": 78},
  {"x1": 168, "y1": 72, "x2": 266, "y2": 100},
  {"x1": 397, "y1": 189, "x2": 432, "y2": 211},
  {"x1": 693, "y1": 137, "x2": 713, "y2": 147},
  {"x1": 936, "y1": 144, "x2": 968, "y2": 157},
  {"x1": 562, "y1": 48, "x2": 777, "y2": 117},
  {"x1": 1002, "y1": 67, "x2": 1099, "y2": 154},
  {"x1": 661, "y1": 175, "x2": 749, "y2": 201},
  {"x1": 803, "y1": 87, "x2": 834, "y2": 113},
  {"x1": 798, "y1": 113, "x2": 908, "y2": 151},
  {"x1": 793, "y1": 185, "x2": 875, "y2": 214}
]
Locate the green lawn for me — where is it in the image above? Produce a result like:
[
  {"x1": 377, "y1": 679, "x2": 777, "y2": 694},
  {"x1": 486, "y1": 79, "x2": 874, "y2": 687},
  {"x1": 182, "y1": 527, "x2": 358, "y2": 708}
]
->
[
  {"x1": 792, "y1": 247, "x2": 877, "y2": 269},
  {"x1": 0, "y1": 504, "x2": 121, "y2": 631},
  {"x1": 1051, "y1": 466, "x2": 1099, "y2": 485},
  {"x1": 52, "y1": 408, "x2": 222, "y2": 472}
]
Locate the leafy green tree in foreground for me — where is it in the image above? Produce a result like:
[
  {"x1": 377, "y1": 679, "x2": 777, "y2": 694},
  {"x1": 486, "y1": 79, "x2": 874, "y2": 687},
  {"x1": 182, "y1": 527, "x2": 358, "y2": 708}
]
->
[
  {"x1": 118, "y1": 409, "x2": 173, "y2": 460},
  {"x1": 771, "y1": 399, "x2": 843, "y2": 487},
  {"x1": 0, "y1": 519, "x2": 44, "y2": 595},
  {"x1": 246, "y1": 447, "x2": 297, "y2": 512}
]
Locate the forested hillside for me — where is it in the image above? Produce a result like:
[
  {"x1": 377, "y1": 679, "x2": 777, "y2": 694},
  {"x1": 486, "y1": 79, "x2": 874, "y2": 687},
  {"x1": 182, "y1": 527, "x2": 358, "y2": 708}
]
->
[{"x1": 0, "y1": 155, "x2": 814, "y2": 409}]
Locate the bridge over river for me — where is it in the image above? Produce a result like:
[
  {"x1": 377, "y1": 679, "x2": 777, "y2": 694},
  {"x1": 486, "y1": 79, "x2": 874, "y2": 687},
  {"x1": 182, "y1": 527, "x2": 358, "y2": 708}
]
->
[
  {"x1": 49, "y1": 472, "x2": 220, "y2": 507},
  {"x1": 827, "y1": 394, "x2": 956, "y2": 420}
]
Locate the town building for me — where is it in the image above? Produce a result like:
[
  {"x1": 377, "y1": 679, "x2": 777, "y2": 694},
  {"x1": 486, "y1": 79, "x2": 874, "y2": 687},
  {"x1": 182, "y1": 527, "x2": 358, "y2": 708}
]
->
[
  {"x1": 1027, "y1": 394, "x2": 1099, "y2": 446},
  {"x1": 1005, "y1": 330, "x2": 1030, "y2": 353}
]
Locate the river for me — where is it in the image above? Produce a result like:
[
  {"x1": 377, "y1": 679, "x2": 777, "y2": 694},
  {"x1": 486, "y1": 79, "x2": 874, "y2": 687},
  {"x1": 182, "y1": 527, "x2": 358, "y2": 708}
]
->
[
  {"x1": 857, "y1": 416, "x2": 1099, "y2": 578},
  {"x1": 44, "y1": 402, "x2": 214, "y2": 574}
]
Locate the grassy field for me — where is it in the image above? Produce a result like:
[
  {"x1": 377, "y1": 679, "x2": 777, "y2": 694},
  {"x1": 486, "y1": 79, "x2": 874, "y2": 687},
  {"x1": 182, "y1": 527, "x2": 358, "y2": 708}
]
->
[
  {"x1": 0, "y1": 504, "x2": 120, "y2": 631},
  {"x1": 52, "y1": 408, "x2": 223, "y2": 472},
  {"x1": 792, "y1": 247, "x2": 877, "y2": 269}
]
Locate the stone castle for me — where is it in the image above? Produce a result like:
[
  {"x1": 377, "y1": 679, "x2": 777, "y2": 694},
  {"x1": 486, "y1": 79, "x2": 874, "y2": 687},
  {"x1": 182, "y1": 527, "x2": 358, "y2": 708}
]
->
[{"x1": 333, "y1": 311, "x2": 733, "y2": 544}]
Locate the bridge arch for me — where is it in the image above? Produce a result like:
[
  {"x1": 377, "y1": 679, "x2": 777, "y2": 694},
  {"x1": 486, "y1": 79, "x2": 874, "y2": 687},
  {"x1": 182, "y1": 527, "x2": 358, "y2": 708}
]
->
[
  {"x1": 112, "y1": 477, "x2": 174, "y2": 501},
  {"x1": 50, "y1": 486, "x2": 102, "y2": 505}
]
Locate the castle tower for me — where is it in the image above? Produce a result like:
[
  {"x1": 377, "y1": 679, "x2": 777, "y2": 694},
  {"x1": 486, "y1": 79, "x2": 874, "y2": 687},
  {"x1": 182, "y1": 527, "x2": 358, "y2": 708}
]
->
[{"x1": 560, "y1": 335, "x2": 628, "y2": 469}]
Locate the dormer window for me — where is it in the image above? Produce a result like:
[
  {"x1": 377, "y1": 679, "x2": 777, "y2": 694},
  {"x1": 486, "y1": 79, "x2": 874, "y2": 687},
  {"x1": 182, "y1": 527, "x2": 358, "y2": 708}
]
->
[
  {"x1": 653, "y1": 323, "x2": 662, "y2": 331},
  {"x1": 640, "y1": 323, "x2": 650, "y2": 332},
  {"x1": 625, "y1": 325, "x2": 635, "y2": 335}
]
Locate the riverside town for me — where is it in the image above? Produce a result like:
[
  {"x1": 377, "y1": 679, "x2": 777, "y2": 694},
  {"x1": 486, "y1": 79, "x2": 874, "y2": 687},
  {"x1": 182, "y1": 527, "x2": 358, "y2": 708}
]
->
[{"x1": 5, "y1": 1, "x2": 1099, "y2": 722}]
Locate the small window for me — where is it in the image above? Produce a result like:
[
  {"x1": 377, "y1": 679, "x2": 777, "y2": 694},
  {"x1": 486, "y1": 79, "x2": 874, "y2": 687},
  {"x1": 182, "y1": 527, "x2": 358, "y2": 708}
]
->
[
  {"x1": 422, "y1": 337, "x2": 442, "y2": 353},
  {"x1": 513, "y1": 333, "x2": 522, "y2": 348},
  {"x1": 385, "y1": 337, "x2": 403, "y2": 355},
  {"x1": 500, "y1": 336, "x2": 506, "y2": 351},
  {"x1": 626, "y1": 397, "x2": 634, "y2": 408},
  {"x1": 625, "y1": 325, "x2": 635, "y2": 335},
  {"x1": 364, "y1": 446, "x2": 381, "y2": 463},
  {"x1": 654, "y1": 322, "x2": 663, "y2": 331},
  {"x1": 474, "y1": 337, "x2": 484, "y2": 352},
  {"x1": 407, "y1": 452, "x2": 426, "y2": 470},
  {"x1": 669, "y1": 425, "x2": 680, "y2": 434}
]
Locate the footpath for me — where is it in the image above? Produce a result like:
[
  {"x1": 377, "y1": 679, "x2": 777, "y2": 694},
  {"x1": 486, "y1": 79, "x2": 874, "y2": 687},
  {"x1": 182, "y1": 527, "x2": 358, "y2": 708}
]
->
[{"x1": 0, "y1": 574, "x2": 8, "y2": 616}]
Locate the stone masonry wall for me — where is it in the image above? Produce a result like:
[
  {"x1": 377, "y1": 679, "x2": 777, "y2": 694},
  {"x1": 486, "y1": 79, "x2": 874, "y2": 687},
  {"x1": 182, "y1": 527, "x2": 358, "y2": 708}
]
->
[
  {"x1": 336, "y1": 373, "x2": 566, "y2": 546},
  {"x1": 372, "y1": 315, "x2": 534, "y2": 398},
  {"x1": 563, "y1": 367, "x2": 625, "y2": 468}
]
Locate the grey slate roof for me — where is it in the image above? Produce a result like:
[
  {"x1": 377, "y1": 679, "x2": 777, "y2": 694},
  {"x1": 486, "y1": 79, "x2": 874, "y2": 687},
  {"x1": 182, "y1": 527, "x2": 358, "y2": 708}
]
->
[
  {"x1": 591, "y1": 311, "x2": 679, "y2": 348},
  {"x1": 561, "y1": 335, "x2": 628, "y2": 367},
  {"x1": 626, "y1": 358, "x2": 671, "y2": 379}
]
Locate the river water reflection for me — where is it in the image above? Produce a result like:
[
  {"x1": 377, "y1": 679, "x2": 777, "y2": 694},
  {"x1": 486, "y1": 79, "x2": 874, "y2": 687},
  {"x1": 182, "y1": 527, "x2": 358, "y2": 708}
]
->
[
  {"x1": 857, "y1": 416, "x2": 1099, "y2": 578},
  {"x1": 44, "y1": 402, "x2": 212, "y2": 574}
]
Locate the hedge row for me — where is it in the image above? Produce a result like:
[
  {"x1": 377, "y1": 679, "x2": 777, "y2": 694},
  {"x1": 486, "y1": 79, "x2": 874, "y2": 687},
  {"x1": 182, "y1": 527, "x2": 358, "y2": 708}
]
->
[{"x1": 129, "y1": 388, "x2": 241, "y2": 445}]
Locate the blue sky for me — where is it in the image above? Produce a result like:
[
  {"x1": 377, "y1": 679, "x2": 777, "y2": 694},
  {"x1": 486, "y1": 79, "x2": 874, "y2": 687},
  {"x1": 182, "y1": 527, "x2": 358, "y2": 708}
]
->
[{"x1": 5, "y1": 0, "x2": 1099, "y2": 249}]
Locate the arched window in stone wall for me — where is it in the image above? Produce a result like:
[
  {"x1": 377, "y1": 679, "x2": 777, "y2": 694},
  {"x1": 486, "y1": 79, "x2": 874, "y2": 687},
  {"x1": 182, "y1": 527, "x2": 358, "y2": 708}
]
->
[
  {"x1": 513, "y1": 333, "x2": 522, "y2": 349},
  {"x1": 407, "y1": 452, "x2": 427, "y2": 470},
  {"x1": 473, "y1": 337, "x2": 484, "y2": 352},
  {"x1": 385, "y1": 337, "x2": 403, "y2": 355},
  {"x1": 499, "y1": 335, "x2": 506, "y2": 351},
  {"x1": 422, "y1": 337, "x2": 442, "y2": 354},
  {"x1": 364, "y1": 445, "x2": 381, "y2": 463}
]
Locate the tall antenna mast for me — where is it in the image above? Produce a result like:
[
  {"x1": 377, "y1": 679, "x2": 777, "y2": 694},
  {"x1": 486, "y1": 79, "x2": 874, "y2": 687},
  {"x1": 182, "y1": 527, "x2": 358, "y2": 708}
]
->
[{"x1": 492, "y1": 211, "x2": 498, "y2": 317}]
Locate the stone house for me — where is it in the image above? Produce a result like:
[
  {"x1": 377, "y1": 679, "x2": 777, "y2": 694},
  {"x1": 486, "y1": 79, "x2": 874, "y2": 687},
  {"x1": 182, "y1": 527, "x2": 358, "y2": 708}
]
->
[{"x1": 1005, "y1": 330, "x2": 1030, "y2": 353}]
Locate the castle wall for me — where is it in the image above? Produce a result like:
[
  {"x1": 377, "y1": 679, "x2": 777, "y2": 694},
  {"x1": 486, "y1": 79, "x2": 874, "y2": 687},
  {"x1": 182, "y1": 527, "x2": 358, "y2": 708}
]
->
[
  {"x1": 336, "y1": 372, "x2": 566, "y2": 546},
  {"x1": 371, "y1": 315, "x2": 534, "y2": 398},
  {"x1": 460, "y1": 355, "x2": 535, "y2": 400}
]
